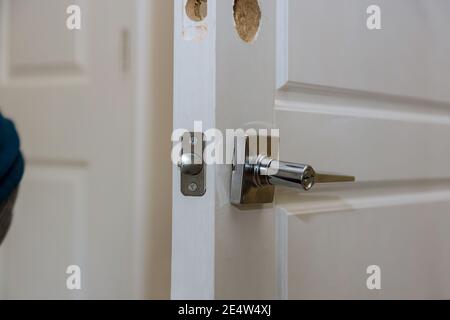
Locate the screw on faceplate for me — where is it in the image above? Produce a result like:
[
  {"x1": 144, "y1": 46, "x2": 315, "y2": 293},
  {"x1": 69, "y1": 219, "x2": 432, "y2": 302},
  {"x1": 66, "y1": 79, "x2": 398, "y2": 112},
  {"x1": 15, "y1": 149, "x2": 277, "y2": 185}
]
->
[{"x1": 188, "y1": 182, "x2": 198, "y2": 192}]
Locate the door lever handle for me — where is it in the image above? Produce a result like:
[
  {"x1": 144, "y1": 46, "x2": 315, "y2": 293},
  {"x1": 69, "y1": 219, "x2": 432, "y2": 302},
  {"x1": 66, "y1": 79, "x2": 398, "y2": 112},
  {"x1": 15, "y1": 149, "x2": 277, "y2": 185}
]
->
[
  {"x1": 252, "y1": 156, "x2": 355, "y2": 191},
  {"x1": 230, "y1": 136, "x2": 355, "y2": 205}
]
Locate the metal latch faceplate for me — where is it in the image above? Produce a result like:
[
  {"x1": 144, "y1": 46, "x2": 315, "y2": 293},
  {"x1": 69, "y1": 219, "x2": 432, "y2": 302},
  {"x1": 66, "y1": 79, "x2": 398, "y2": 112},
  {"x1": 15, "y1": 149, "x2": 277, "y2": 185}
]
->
[{"x1": 179, "y1": 132, "x2": 206, "y2": 197}]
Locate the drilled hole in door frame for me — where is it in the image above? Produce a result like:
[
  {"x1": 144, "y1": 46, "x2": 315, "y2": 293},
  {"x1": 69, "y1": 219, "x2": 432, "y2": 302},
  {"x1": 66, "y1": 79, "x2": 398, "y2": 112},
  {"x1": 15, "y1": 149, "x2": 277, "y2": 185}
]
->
[
  {"x1": 185, "y1": 0, "x2": 208, "y2": 22},
  {"x1": 233, "y1": 0, "x2": 261, "y2": 43}
]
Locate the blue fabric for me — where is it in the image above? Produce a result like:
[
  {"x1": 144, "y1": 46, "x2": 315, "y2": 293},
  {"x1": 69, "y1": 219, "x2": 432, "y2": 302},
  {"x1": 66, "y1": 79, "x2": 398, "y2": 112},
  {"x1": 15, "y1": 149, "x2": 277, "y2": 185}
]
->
[{"x1": 0, "y1": 114, "x2": 24, "y2": 203}]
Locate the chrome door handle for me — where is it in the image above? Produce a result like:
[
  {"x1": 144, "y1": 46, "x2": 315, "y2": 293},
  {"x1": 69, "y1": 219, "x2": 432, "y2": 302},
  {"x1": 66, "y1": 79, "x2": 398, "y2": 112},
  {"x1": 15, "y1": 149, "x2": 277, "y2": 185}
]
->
[
  {"x1": 231, "y1": 136, "x2": 355, "y2": 205},
  {"x1": 253, "y1": 156, "x2": 355, "y2": 191}
]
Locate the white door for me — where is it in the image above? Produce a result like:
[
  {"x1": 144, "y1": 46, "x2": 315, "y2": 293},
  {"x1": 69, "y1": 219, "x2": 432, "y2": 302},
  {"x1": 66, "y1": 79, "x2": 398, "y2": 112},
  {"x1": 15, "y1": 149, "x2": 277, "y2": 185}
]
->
[
  {"x1": 172, "y1": 0, "x2": 450, "y2": 299},
  {"x1": 0, "y1": 0, "x2": 173, "y2": 299}
]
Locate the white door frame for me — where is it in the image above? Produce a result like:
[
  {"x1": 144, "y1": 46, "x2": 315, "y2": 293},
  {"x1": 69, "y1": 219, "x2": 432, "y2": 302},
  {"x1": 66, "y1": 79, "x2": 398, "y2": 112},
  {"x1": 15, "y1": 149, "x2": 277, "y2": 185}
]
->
[{"x1": 171, "y1": 0, "x2": 217, "y2": 299}]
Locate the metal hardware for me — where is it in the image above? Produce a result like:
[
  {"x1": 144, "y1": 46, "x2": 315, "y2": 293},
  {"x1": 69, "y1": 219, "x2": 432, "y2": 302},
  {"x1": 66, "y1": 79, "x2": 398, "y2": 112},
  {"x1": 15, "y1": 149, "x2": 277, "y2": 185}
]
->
[
  {"x1": 179, "y1": 132, "x2": 206, "y2": 197},
  {"x1": 231, "y1": 135, "x2": 355, "y2": 205}
]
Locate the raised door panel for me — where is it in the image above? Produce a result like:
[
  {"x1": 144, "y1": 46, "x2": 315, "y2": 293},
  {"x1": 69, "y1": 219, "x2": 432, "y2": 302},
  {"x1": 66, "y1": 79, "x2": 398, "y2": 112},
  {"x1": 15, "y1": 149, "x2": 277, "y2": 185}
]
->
[
  {"x1": 0, "y1": 0, "x2": 87, "y2": 80},
  {"x1": 275, "y1": 0, "x2": 450, "y2": 299},
  {"x1": 284, "y1": 0, "x2": 450, "y2": 102},
  {"x1": 1, "y1": 165, "x2": 88, "y2": 299},
  {"x1": 284, "y1": 201, "x2": 450, "y2": 299}
]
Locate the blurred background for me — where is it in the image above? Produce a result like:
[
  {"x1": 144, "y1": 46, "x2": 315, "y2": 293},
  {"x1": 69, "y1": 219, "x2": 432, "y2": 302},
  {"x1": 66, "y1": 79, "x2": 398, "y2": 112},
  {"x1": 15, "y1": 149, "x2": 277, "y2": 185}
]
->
[{"x1": 0, "y1": 0, "x2": 173, "y2": 299}]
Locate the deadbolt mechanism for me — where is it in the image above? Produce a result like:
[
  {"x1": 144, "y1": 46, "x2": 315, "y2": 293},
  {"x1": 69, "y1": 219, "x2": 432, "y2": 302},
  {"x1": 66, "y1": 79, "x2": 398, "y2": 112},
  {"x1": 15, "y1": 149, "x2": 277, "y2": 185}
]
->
[
  {"x1": 230, "y1": 135, "x2": 355, "y2": 205},
  {"x1": 178, "y1": 132, "x2": 206, "y2": 197}
]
